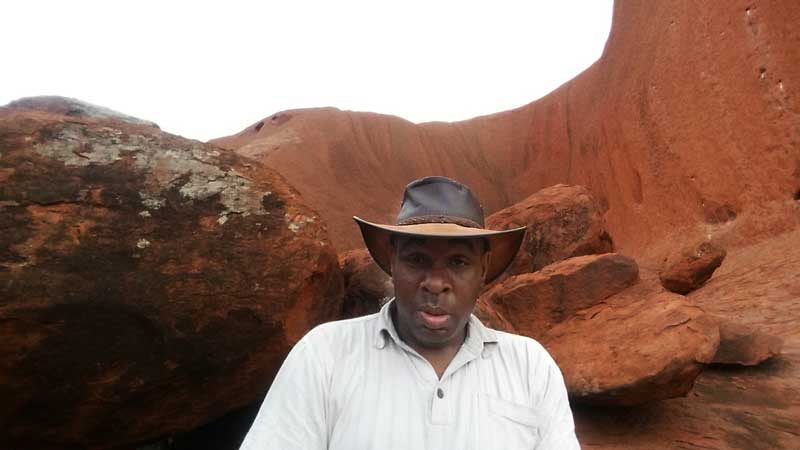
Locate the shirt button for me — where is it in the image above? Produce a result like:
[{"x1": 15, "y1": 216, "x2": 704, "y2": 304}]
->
[{"x1": 437, "y1": 388, "x2": 444, "y2": 399}]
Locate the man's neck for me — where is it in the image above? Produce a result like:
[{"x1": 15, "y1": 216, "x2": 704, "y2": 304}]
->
[{"x1": 390, "y1": 305, "x2": 466, "y2": 379}]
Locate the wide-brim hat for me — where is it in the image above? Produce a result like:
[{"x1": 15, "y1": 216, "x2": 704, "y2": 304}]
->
[{"x1": 354, "y1": 176, "x2": 526, "y2": 284}]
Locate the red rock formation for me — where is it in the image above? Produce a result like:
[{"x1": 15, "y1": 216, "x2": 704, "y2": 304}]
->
[
  {"x1": 660, "y1": 241, "x2": 727, "y2": 294},
  {"x1": 211, "y1": 2, "x2": 800, "y2": 265},
  {"x1": 481, "y1": 253, "x2": 639, "y2": 339},
  {"x1": 486, "y1": 184, "x2": 613, "y2": 275},
  {"x1": 0, "y1": 98, "x2": 344, "y2": 450},
  {"x1": 474, "y1": 297, "x2": 516, "y2": 333},
  {"x1": 576, "y1": 230, "x2": 800, "y2": 449},
  {"x1": 541, "y1": 286, "x2": 719, "y2": 406}
]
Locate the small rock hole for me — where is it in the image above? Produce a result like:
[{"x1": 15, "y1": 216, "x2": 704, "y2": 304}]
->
[
  {"x1": 794, "y1": 190, "x2": 800, "y2": 201},
  {"x1": 759, "y1": 68, "x2": 766, "y2": 80},
  {"x1": 254, "y1": 121, "x2": 264, "y2": 132}
]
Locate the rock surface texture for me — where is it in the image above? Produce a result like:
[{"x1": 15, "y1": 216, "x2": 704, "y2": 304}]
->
[
  {"x1": 660, "y1": 241, "x2": 727, "y2": 295},
  {"x1": 0, "y1": 98, "x2": 344, "y2": 450},
  {"x1": 576, "y1": 231, "x2": 800, "y2": 449},
  {"x1": 481, "y1": 253, "x2": 639, "y2": 339},
  {"x1": 541, "y1": 284, "x2": 720, "y2": 407},
  {"x1": 486, "y1": 184, "x2": 613, "y2": 276},
  {"x1": 711, "y1": 318, "x2": 783, "y2": 366}
]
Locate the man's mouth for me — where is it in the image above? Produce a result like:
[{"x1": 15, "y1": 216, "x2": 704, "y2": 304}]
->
[{"x1": 418, "y1": 310, "x2": 450, "y2": 329}]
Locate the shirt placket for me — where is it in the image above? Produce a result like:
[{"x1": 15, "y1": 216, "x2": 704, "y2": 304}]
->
[{"x1": 430, "y1": 379, "x2": 451, "y2": 425}]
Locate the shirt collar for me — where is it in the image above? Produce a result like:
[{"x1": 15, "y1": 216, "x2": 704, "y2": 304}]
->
[{"x1": 374, "y1": 298, "x2": 499, "y2": 354}]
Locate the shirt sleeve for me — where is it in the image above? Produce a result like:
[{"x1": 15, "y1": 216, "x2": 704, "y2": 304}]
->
[
  {"x1": 239, "y1": 338, "x2": 329, "y2": 450},
  {"x1": 534, "y1": 349, "x2": 581, "y2": 450}
]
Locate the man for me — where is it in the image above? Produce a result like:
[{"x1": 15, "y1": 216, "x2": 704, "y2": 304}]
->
[{"x1": 239, "y1": 176, "x2": 580, "y2": 449}]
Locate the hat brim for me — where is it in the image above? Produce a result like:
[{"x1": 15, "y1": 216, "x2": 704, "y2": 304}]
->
[{"x1": 353, "y1": 216, "x2": 525, "y2": 284}]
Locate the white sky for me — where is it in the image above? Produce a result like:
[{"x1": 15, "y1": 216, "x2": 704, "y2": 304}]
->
[{"x1": 1, "y1": 1, "x2": 613, "y2": 142}]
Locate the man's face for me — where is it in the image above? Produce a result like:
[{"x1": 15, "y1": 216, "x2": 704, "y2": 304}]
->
[{"x1": 389, "y1": 235, "x2": 489, "y2": 351}]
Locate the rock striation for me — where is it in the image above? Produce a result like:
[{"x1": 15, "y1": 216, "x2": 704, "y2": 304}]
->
[
  {"x1": 0, "y1": 98, "x2": 344, "y2": 450},
  {"x1": 481, "y1": 253, "x2": 639, "y2": 339}
]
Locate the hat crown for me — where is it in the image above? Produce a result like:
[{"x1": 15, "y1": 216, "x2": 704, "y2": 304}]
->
[{"x1": 396, "y1": 176, "x2": 485, "y2": 228}]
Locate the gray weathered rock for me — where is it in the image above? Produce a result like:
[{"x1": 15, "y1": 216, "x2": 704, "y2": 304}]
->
[{"x1": 0, "y1": 99, "x2": 344, "y2": 449}]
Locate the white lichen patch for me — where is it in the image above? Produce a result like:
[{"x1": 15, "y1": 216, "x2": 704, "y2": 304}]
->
[
  {"x1": 140, "y1": 193, "x2": 166, "y2": 210},
  {"x1": 285, "y1": 213, "x2": 316, "y2": 233},
  {"x1": 33, "y1": 121, "x2": 276, "y2": 223},
  {"x1": 133, "y1": 141, "x2": 270, "y2": 223},
  {"x1": 34, "y1": 124, "x2": 143, "y2": 167},
  {"x1": 189, "y1": 145, "x2": 220, "y2": 163},
  {"x1": 136, "y1": 238, "x2": 151, "y2": 249}
]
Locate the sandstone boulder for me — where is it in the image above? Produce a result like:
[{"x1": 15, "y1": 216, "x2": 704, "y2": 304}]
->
[
  {"x1": 338, "y1": 248, "x2": 393, "y2": 319},
  {"x1": 660, "y1": 241, "x2": 726, "y2": 294},
  {"x1": 712, "y1": 319, "x2": 783, "y2": 366},
  {"x1": 541, "y1": 290, "x2": 720, "y2": 407},
  {"x1": 486, "y1": 184, "x2": 614, "y2": 275},
  {"x1": 474, "y1": 298, "x2": 516, "y2": 333},
  {"x1": 481, "y1": 253, "x2": 638, "y2": 339},
  {"x1": 0, "y1": 98, "x2": 344, "y2": 450}
]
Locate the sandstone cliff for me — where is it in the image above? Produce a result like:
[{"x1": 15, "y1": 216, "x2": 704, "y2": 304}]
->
[{"x1": 212, "y1": 0, "x2": 800, "y2": 265}]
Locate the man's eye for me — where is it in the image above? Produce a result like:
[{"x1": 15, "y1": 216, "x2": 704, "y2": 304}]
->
[
  {"x1": 403, "y1": 254, "x2": 426, "y2": 266},
  {"x1": 450, "y1": 258, "x2": 470, "y2": 268}
]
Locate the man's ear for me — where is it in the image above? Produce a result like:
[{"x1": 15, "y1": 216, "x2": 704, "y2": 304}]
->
[{"x1": 480, "y1": 249, "x2": 491, "y2": 283}]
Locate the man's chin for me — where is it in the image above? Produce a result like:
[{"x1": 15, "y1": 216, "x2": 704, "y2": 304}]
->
[{"x1": 413, "y1": 326, "x2": 456, "y2": 348}]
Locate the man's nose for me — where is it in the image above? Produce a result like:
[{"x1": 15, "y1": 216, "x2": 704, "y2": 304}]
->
[{"x1": 421, "y1": 267, "x2": 451, "y2": 294}]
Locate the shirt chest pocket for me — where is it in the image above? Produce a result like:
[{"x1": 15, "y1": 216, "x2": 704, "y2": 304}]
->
[{"x1": 479, "y1": 394, "x2": 541, "y2": 450}]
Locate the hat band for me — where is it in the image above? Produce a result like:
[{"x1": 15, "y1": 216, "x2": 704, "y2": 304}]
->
[{"x1": 397, "y1": 215, "x2": 483, "y2": 229}]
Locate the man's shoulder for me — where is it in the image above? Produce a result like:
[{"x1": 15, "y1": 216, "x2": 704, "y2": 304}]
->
[
  {"x1": 301, "y1": 311, "x2": 382, "y2": 349},
  {"x1": 488, "y1": 328, "x2": 558, "y2": 367}
]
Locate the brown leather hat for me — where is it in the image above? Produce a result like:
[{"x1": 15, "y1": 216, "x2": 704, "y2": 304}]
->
[{"x1": 354, "y1": 176, "x2": 525, "y2": 283}]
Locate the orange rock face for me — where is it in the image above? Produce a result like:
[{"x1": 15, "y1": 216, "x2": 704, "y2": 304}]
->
[
  {"x1": 212, "y1": 1, "x2": 800, "y2": 265},
  {"x1": 481, "y1": 253, "x2": 639, "y2": 339},
  {"x1": 660, "y1": 241, "x2": 727, "y2": 295},
  {"x1": 576, "y1": 231, "x2": 800, "y2": 449},
  {"x1": 541, "y1": 286, "x2": 719, "y2": 407},
  {"x1": 486, "y1": 184, "x2": 613, "y2": 276},
  {"x1": 0, "y1": 98, "x2": 344, "y2": 449}
]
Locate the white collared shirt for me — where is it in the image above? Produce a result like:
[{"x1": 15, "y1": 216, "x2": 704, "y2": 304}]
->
[{"x1": 240, "y1": 300, "x2": 580, "y2": 450}]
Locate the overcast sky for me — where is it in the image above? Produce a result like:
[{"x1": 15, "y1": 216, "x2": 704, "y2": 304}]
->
[{"x1": 1, "y1": 1, "x2": 613, "y2": 142}]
